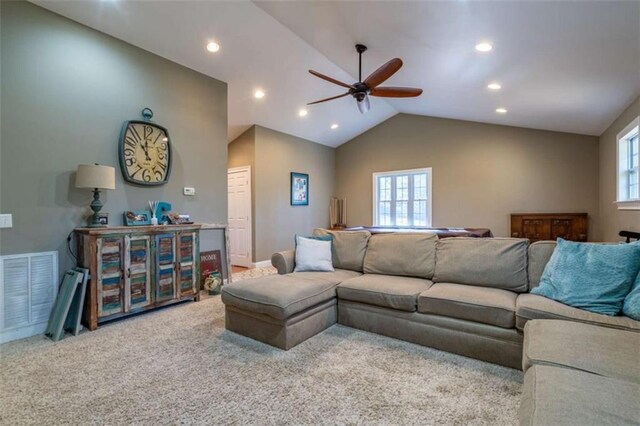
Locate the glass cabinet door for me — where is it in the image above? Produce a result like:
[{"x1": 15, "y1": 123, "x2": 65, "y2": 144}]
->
[{"x1": 124, "y1": 235, "x2": 152, "y2": 311}]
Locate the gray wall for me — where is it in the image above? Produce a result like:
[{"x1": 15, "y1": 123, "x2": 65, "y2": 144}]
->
[
  {"x1": 228, "y1": 125, "x2": 335, "y2": 262},
  {"x1": 0, "y1": 2, "x2": 228, "y2": 273},
  {"x1": 336, "y1": 114, "x2": 600, "y2": 239},
  {"x1": 598, "y1": 96, "x2": 640, "y2": 241},
  {"x1": 228, "y1": 126, "x2": 256, "y2": 259}
]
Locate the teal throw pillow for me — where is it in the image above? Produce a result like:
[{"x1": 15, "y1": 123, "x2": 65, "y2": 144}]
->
[
  {"x1": 622, "y1": 241, "x2": 640, "y2": 320},
  {"x1": 531, "y1": 238, "x2": 640, "y2": 316}
]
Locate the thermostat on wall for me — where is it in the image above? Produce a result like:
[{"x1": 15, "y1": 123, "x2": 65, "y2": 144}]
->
[{"x1": 183, "y1": 187, "x2": 196, "y2": 196}]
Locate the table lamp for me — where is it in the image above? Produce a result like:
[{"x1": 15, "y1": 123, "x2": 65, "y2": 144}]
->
[{"x1": 75, "y1": 164, "x2": 116, "y2": 227}]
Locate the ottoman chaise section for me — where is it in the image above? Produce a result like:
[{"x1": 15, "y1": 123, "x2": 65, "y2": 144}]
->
[
  {"x1": 522, "y1": 319, "x2": 640, "y2": 384},
  {"x1": 520, "y1": 365, "x2": 640, "y2": 426},
  {"x1": 222, "y1": 274, "x2": 339, "y2": 350}
]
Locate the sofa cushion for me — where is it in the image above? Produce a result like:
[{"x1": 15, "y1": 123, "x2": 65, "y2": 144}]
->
[
  {"x1": 528, "y1": 241, "x2": 556, "y2": 290},
  {"x1": 289, "y1": 269, "x2": 362, "y2": 284},
  {"x1": 516, "y1": 293, "x2": 640, "y2": 332},
  {"x1": 433, "y1": 237, "x2": 529, "y2": 292},
  {"x1": 520, "y1": 365, "x2": 640, "y2": 426},
  {"x1": 523, "y1": 320, "x2": 640, "y2": 384},
  {"x1": 221, "y1": 274, "x2": 338, "y2": 321},
  {"x1": 418, "y1": 283, "x2": 517, "y2": 328},
  {"x1": 362, "y1": 233, "x2": 437, "y2": 279},
  {"x1": 313, "y1": 229, "x2": 371, "y2": 271},
  {"x1": 337, "y1": 274, "x2": 432, "y2": 312},
  {"x1": 531, "y1": 238, "x2": 640, "y2": 316}
]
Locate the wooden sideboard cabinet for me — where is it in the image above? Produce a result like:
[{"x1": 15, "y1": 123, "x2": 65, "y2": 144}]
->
[
  {"x1": 510, "y1": 213, "x2": 588, "y2": 242},
  {"x1": 75, "y1": 225, "x2": 201, "y2": 330}
]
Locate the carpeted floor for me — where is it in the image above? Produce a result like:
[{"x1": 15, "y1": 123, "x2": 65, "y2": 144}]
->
[{"x1": 0, "y1": 283, "x2": 522, "y2": 425}]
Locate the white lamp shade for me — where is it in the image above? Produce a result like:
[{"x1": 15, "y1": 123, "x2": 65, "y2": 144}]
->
[{"x1": 75, "y1": 164, "x2": 116, "y2": 190}]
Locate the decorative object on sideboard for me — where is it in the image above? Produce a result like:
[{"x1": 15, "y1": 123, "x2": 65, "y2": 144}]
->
[
  {"x1": 168, "y1": 212, "x2": 193, "y2": 225},
  {"x1": 124, "y1": 210, "x2": 152, "y2": 226},
  {"x1": 75, "y1": 163, "x2": 116, "y2": 228},
  {"x1": 148, "y1": 200, "x2": 159, "y2": 225},
  {"x1": 155, "y1": 201, "x2": 172, "y2": 224},
  {"x1": 510, "y1": 213, "x2": 588, "y2": 242},
  {"x1": 291, "y1": 172, "x2": 309, "y2": 206},
  {"x1": 97, "y1": 213, "x2": 109, "y2": 226},
  {"x1": 119, "y1": 107, "x2": 172, "y2": 186},
  {"x1": 330, "y1": 197, "x2": 347, "y2": 230}
]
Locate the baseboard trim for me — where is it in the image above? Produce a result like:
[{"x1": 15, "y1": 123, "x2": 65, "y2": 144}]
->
[{"x1": 251, "y1": 260, "x2": 272, "y2": 268}]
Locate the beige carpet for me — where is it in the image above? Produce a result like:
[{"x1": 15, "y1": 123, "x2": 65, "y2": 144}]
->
[{"x1": 0, "y1": 291, "x2": 522, "y2": 425}]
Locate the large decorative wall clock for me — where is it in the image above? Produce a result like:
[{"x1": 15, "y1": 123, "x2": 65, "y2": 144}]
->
[{"x1": 119, "y1": 108, "x2": 172, "y2": 186}]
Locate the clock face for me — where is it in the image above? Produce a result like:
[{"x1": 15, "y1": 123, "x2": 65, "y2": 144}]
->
[{"x1": 119, "y1": 121, "x2": 171, "y2": 185}]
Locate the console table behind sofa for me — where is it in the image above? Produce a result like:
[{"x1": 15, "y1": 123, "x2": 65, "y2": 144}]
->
[{"x1": 345, "y1": 226, "x2": 493, "y2": 238}]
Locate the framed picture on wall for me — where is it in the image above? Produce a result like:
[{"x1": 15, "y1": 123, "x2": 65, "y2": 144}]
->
[{"x1": 290, "y1": 172, "x2": 309, "y2": 206}]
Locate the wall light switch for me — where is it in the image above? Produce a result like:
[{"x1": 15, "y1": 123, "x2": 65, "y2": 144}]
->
[
  {"x1": 183, "y1": 187, "x2": 196, "y2": 196},
  {"x1": 0, "y1": 214, "x2": 13, "y2": 229}
]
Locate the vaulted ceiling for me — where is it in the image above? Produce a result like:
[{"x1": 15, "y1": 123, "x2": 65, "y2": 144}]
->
[{"x1": 33, "y1": 1, "x2": 640, "y2": 147}]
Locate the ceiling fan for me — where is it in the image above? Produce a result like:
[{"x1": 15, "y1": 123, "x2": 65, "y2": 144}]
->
[{"x1": 307, "y1": 44, "x2": 423, "y2": 114}]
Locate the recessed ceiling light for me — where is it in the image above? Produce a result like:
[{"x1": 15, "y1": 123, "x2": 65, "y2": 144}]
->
[
  {"x1": 475, "y1": 42, "x2": 493, "y2": 52},
  {"x1": 496, "y1": 108, "x2": 508, "y2": 114},
  {"x1": 487, "y1": 82, "x2": 501, "y2": 90},
  {"x1": 298, "y1": 109, "x2": 308, "y2": 117},
  {"x1": 331, "y1": 124, "x2": 339, "y2": 130},
  {"x1": 254, "y1": 90, "x2": 265, "y2": 99},
  {"x1": 206, "y1": 41, "x2": 220, "y2": 53}
]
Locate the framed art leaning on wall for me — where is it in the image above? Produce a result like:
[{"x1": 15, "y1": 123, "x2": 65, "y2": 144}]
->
[{"x1": 291, "y1": 172, "x2": 309, "y2": 206}]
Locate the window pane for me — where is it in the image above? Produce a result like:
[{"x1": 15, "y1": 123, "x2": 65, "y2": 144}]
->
[
  {"x1": 413, "y1": 201, "x2": 427, "y2": 226},
  {"x1": 379, "y1": 176, "x2": 391, "y2": 201},
  {"x1": 396, "y1": 201, "x2": 408, "y2": 226},
  {"x1": 413, "y1": 173, "x2": 427, "y2": 200},
  {"x1": 379, "y1": 201, "x2": 391, "y2": 225},
  {"x1": 396, "y1": 175, "x2": 409, "y2": 201},
  {"x1": 629, "y1": 135, "x2": 639, "y2": 199}
]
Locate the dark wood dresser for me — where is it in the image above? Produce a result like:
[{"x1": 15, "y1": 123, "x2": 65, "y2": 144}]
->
[{"x1": 510, "y1": 213, "x2": 588, "y2": 242}]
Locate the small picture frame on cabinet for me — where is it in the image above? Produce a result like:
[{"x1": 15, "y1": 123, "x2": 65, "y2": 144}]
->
[
  {"x1": 124, "y1": 210, "x2": 151, "y2": 226},
  {"x1": 97, "y1": 213, "x2": 109, "y2": 226}
]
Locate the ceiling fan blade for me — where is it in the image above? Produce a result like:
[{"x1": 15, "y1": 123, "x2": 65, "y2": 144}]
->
[
  {"x1": 307, "y1": 92, "x2": 350, "y2": 105},
  {"x1": 363, "y1": 58, "x2": 403, "y2": 89},
  {"x1": 309, "y1": 70, "x2": 353, "y2": 89},
  {"x1": 370, "y1": 87, "x2": 423, "y2": 98}
]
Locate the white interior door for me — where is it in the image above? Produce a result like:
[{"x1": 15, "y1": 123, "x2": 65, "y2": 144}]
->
[{"x1": 228, "y1": 167, "x2": 252, "y2": 268}]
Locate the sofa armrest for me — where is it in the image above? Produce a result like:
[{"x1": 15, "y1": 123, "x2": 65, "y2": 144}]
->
[{"x1": 271, "y1": 250, "x2": 295, "y2": 275}]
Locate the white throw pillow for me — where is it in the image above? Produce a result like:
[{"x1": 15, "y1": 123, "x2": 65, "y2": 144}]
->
[{"x1": 294, "y1": 236, "x2": 334, "y2": 272}]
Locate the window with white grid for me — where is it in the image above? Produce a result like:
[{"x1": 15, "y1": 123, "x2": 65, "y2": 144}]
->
[
  {"x1": 616, "y1": 117, "x2": 640, "y2": 210},
  {"x1": 373, "y1": 168, "x2": 432, "y2": 227}
]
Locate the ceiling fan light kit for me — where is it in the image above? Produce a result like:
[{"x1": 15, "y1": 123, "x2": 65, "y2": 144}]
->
[{"x1": 307, "y1": 44, "x2": 423, "y2": 114}]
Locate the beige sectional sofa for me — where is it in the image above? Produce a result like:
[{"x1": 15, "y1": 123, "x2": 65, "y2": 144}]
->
[{"x1": 221, "y1": 229, "x2": 640, "y2": 425}]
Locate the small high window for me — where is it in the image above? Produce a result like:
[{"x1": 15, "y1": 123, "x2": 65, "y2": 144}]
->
[
  {"x1": 617, "y1": 117, "x2": 640, "y2": 210},
  {"x1": 373, "y1": 168, "x2": 432, "y2": 227}
]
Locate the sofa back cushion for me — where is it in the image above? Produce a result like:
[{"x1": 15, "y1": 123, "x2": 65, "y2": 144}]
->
[
  {"x1": 528, "y1": 241, "x2": 557, "y2": 289},
  {"x1": 363, "y1": 233, "x2": 437, "y2": 279},
  {"x1": 312, "y1": 229, "x2": 371, "y2": 271},
  {"x1": 433, "y1": 237, "x2": 529, "y2": 292}
]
